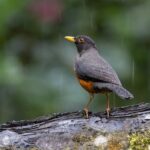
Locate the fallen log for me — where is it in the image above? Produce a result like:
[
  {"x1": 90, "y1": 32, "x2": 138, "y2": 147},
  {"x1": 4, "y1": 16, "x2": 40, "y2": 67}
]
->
[{"x1": 0, "y1": 103, "x2": 150, "y2": 150}]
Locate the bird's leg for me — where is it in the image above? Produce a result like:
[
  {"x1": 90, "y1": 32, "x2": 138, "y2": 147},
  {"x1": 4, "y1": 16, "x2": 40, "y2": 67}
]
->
[
  {"x1": 83, "y1": 94, "x2": 94, "y2": 118},
  {"x1": 106, "y1": 93, "x2": 110, "y2": 118}
]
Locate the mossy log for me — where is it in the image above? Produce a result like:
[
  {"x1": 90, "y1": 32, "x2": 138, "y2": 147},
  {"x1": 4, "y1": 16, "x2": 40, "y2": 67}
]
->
[{"x1": 0, "y1": 103, "x2": 150, "y2": 150}]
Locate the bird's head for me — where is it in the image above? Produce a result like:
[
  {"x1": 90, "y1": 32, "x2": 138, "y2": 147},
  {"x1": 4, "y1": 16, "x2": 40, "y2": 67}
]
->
[{"x1": 64, "y1": 35, "x2": 96, "y2": 53}]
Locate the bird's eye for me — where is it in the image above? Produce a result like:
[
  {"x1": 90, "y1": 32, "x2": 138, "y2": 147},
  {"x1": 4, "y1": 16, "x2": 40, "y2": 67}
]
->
[{"x1": 79, "y1": 38, "x2": 84, "y2": 43}]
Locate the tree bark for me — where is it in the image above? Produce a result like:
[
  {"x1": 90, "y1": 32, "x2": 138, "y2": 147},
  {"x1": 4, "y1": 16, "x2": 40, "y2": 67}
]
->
[{"x1": 0, "y1": 103, "x2": 150, "y2": 150}]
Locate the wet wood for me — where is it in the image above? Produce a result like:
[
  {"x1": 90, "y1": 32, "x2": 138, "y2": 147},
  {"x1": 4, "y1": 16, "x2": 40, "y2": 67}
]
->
[{"x1": 0, "y1": 103, "x2": 150, "y2": 150}]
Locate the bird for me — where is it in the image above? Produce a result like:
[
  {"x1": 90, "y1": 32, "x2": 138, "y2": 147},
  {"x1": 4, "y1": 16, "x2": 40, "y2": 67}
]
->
[{"x1": 64, "y1": 35, "x2": 134, "y2": 118}]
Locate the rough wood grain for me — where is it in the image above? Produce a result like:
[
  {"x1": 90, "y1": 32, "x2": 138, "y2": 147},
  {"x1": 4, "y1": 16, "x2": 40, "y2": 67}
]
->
[{"x1": 0, "y1": 103, "x2": 150, "y2": 150}]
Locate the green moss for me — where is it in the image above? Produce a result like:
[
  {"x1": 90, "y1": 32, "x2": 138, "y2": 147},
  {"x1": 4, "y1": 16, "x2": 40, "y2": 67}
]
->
[
  {"x1": 73, "y1": 134, "x2": 93, "y2": 143},
  {"x1": 107, "y1": 132, "x2": 129, "y2": 150},
  {"x1": 108, "y1": 138, "x2": 124, "y2": 150},
  {"x1": 72, "y1": 133, "x2": 98, "y2": 150},
  {"x1": 70, "y1": 130, "x2": 150, "y2": 150},
  {"x1": 72, "y1": 127, "x2": 99, "y2": 145},
  {"x1": 129, "y1": 130, "x2": 150, "y2": 150}
]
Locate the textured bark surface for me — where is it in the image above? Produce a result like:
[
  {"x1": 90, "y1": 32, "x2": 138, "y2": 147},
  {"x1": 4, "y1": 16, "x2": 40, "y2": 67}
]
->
[{"x1": 0, "y1": 103, "x2": 150, "y2": 150}]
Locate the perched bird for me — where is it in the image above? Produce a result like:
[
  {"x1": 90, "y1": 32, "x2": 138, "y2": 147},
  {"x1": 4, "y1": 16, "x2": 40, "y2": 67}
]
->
[{"x1": 64, "y1": 35, "x2": 134, "y2": 118}]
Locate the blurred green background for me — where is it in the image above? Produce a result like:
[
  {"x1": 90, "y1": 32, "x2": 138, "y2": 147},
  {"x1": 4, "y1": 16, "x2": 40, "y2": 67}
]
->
[{"x1": 0, "y1": 0, "x2": 149, "y2": 123}]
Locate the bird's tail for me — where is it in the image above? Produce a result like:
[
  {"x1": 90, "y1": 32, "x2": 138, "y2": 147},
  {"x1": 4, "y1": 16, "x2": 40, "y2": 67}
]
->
[{"x1": 94, "y1": 83, "x2": 134, "y2": 99}]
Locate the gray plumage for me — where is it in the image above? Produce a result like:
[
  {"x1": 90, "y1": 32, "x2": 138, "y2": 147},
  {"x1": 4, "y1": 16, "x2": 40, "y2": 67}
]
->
[
  {"x1": 65, "y1": 35, "x2": 134, "y2": 118},
  {"x1": 74, "y1": 36, "x2": 134, "y2": 100},
  {"x1": 93, "y1": 83, "x2": 133, "y2": 99},
  {"x1": 75, "y1": 48, "x2": 121, "y2": 85}
]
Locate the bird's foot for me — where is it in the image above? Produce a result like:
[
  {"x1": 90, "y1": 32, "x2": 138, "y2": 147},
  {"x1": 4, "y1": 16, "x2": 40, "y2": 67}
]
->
[
  {"x1": 83, "y1": 108, "x2": 89, "y2": 119},
  {"x1": 106, "y1": 108, "x2": 110, "y2": 118}
]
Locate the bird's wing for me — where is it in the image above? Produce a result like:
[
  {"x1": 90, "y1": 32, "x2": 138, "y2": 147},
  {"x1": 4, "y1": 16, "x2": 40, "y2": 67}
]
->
[{"x1": 75, "y1": 51, "x2": 122, "y2": 85}]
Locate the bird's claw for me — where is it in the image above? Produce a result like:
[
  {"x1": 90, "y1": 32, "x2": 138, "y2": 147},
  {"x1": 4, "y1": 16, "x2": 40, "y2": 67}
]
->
[
  {"x1": 83, "y1": 108, "x2": 89, "y2": 119},
  {"x1": 106, "y1": 108, "x2": 110, "y2": 118}
]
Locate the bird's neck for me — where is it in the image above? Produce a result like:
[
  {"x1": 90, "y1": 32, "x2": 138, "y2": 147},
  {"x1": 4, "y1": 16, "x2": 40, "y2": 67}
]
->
[
  {"x1": 78, "y1": 49, "x2": 87, "y2": 56},
  {"x1": 78, "y1": 47, "x2": 97, "y2": 57}
]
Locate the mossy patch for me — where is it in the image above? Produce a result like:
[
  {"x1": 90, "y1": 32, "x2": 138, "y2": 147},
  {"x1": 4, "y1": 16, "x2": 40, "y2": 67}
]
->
[
  {"x1": 107, "y1": 132, "x2": 129, "y2": 150},
  {"x1": 129, "y1": 130, "x2": 150, "y2": 150},
  {"x1": 71, "y1": 130, "x2": 150, "y2": 150},
  {"x1": 73, "y1": 134, "x2": 93, "y2": 143},
  {"x1": 108, "y1": 138, "x2": 124, "y2": 150},
  {"x1": 72, "y1": 133, "x2": 98, "y2": 150}
]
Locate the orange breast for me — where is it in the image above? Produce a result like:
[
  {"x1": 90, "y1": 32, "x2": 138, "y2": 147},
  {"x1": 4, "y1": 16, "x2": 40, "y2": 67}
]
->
[{"x1": 79, "y1": 79, "x2": 95, "y2": 93}]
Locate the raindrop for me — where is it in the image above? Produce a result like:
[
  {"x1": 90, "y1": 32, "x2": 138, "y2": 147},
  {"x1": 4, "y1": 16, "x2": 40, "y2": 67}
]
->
[
  {"x1": 89, "y1": 12, "x2": 94, "y2": 30},
  {"x1": 112, "y1": 93, "x2": 116, "y2": 108},
  {"x1": 148, "y1": 57, "x2": 150, "y2": 93},
  {"x1": 131, "y1": 59, "x2": 135, "y2": 87}
]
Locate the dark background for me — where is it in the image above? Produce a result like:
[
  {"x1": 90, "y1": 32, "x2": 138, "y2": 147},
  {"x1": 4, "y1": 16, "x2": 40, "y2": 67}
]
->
[{"x1": 0, "y1": 0, "x2": 149, "y2": 123}]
